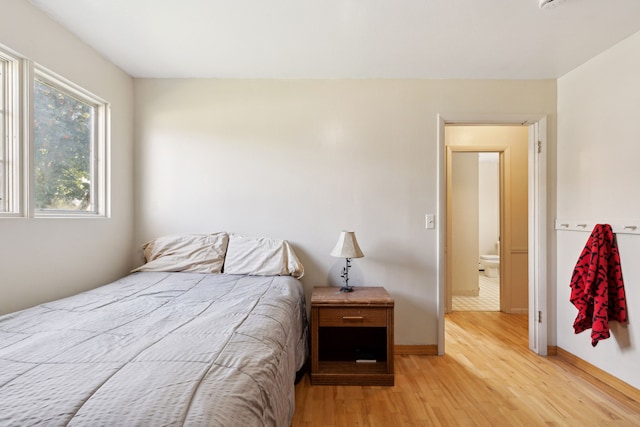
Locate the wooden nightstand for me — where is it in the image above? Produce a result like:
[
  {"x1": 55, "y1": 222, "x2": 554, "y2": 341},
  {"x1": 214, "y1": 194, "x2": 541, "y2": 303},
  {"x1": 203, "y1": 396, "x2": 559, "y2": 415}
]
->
[{"x1": 310, "y1": 286, "x2": 394, "y2": 386}]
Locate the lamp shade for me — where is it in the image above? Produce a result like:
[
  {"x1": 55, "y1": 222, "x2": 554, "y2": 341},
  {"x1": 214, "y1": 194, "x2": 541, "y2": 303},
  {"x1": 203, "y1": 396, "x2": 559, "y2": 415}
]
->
[
  {"x1": 330, "y1": 231, "x2": 364, "y2": 259},
  {"x1": 539, "y1": 0, "x2": 563, "y2": 8}
]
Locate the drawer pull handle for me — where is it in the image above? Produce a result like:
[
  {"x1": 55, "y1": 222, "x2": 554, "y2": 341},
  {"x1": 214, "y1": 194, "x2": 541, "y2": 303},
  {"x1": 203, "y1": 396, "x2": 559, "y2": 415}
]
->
[{"x1": 342, "y1": 316, "x2": 365, "y2": 320}]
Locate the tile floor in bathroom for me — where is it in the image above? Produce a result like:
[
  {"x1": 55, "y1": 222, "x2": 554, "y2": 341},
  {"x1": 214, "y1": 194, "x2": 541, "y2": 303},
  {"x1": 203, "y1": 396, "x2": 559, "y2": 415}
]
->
[{"x1": 452, "y1": 272, "x2": 500, "y2": 311}]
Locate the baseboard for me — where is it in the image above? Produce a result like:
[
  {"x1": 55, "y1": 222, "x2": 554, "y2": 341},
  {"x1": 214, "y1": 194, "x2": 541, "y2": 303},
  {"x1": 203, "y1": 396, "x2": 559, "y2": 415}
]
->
[
  {"x1": 452, "y1": 289, "x2": 480, "y2": 297},
  {"x1": 395, "y1": 345, "x2": 438, "y2": 355},
  {"x1": 556, "y1": 347, "x2": 640, "y2": 402}
]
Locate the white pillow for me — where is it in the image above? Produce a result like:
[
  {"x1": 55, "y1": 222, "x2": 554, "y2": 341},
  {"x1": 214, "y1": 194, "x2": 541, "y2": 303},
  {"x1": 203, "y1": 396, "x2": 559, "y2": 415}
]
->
[
  {"x1": 132, "y1": 233, "x2": 229, "y2": 274},
  {"x1": 223, "y1": 234, "x2": 304, "y2": 279}
]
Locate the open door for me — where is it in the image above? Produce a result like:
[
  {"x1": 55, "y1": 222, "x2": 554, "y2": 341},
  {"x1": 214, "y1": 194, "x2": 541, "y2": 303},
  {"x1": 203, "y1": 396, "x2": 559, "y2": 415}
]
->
[{"x1": 528, "y1": 118, "x2": 547, "y2": 355}]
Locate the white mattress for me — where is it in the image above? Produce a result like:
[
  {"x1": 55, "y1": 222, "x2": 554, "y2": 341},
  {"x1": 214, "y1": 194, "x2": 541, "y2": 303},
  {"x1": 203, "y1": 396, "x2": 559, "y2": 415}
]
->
[{"x1": 0, "y1": 272, "x2": 308, "y2": 426}]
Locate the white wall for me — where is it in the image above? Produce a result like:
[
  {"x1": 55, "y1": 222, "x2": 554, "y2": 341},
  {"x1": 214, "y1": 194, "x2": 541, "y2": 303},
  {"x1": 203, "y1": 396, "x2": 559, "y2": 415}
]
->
[
  {"x1": 0, "y1": 1, "x2": 135, "y2": 314},
  {"x1": 557, "y1": 30, "x2": 640, "y2": 389},
  {"x1": 134, "y1": 79, "x2": 556, "y2": 345}
]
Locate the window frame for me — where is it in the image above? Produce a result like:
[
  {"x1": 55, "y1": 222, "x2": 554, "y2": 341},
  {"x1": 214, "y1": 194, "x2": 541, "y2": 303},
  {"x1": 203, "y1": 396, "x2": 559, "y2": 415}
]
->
[
  {"x1": 0, "y1": 48, "x2": 23, "y2": 217},
  {"x1": 31, "y1": 65, "x2": 109, "y2": 218}
]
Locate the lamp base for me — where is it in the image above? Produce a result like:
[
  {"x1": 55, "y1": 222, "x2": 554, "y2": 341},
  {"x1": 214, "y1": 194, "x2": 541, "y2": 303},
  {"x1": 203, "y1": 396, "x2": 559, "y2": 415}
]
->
[{"x1": 339, "y1": 286, "x2": 354, "y2": 293}]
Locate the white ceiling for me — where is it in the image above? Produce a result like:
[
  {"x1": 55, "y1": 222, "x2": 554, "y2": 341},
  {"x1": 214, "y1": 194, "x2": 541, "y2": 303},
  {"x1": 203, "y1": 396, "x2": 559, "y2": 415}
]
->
[{"x1": 29, "y1": 0, "x2": 640, "y2": 79}]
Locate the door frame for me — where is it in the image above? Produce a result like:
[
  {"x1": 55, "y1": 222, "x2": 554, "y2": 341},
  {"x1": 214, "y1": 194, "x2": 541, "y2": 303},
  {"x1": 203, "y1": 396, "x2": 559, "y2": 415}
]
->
[{"x1": 436, "y1": 114, "x2": 548, "y2": 356}]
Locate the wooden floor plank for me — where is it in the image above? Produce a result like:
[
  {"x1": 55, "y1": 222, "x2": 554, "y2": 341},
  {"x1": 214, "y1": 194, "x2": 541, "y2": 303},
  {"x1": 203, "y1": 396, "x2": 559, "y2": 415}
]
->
[{"x1": 292, "y1": 312, "x2": 640, "y2": 426}]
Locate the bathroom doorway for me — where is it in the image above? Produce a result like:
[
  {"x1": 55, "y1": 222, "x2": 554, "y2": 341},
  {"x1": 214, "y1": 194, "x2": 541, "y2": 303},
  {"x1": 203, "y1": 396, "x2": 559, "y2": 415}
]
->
[
  {"x1": 450, "y1": 152, "x2": 501, "y2": 312},
  {"x1": 444, "y1": 125, "x2": 529, "y2": 316}
]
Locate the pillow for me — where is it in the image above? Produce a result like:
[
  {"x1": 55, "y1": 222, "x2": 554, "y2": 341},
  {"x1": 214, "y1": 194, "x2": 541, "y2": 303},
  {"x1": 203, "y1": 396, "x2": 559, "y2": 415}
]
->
[
  {"x1": 132, "y1": 233, "x2": 229, "y2": 274},
  {"x1": 223, "y1": 233, "x2": 304, "y2": 279}
]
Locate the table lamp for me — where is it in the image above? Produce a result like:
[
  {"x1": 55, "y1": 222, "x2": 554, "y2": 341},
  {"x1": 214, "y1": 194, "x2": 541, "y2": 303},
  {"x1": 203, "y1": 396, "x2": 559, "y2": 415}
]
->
[{"x1": 330, "y1": 230, "x2": 364, "y2": 292}]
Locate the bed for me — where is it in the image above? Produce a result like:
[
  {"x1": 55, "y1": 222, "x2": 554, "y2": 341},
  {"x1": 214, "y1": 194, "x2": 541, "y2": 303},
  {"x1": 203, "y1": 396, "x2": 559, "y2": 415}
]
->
[{"x1": 0, "y1": 233, "x2": 308, "y2": 426}]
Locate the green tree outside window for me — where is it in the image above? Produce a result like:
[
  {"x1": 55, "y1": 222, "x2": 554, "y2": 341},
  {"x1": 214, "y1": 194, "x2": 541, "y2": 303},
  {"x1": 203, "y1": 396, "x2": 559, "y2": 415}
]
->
[{"x1": 34, "y1": 80, "x2": 94, "y2": 210}]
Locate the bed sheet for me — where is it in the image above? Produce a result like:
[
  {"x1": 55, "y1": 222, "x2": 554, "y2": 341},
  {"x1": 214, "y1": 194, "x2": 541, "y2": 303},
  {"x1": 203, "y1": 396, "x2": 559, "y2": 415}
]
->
[{"x1": 0, "y1": 272, "x2": 308, "y2": 426}]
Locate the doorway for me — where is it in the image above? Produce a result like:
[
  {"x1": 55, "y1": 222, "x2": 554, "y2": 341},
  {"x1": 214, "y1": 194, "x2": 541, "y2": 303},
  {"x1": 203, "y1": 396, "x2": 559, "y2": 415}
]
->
[
  {"x1": 449, "y1": 151, "x2": 501, "y2": 312},
  {"x1": 445, "y1": 125, "x2": 529, "y2": 316},
  {"x1": 436, "y1": 116, "x2": 548, "y2": 356}
]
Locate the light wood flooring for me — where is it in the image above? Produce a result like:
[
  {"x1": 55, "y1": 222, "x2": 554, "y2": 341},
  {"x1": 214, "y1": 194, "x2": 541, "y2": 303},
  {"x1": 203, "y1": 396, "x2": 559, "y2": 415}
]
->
[{"x1": 292, "y1": 312, "x2": 640, "y2": 426}]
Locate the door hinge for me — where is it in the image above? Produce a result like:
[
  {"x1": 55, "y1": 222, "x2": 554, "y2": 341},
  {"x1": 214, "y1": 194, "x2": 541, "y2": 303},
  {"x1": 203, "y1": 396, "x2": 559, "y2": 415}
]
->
[
  {"x1": 537, "y1": 141, "x2": 542, "y2": 154},
  {"x1": 538, "y1": 310, "x2": 543, "y2": 323}
]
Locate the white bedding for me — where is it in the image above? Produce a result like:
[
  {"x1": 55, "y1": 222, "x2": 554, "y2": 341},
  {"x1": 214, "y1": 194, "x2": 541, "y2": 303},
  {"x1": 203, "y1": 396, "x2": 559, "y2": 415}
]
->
[{"x1": 0, "y1": 272, "x2": 308, "y2": 426}]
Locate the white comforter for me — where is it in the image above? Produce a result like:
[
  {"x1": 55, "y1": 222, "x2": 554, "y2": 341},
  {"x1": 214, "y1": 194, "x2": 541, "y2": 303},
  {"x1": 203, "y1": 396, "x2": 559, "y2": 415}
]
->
[{"x1": 0, "y1": 272, "x2": 308, "y2": 426}]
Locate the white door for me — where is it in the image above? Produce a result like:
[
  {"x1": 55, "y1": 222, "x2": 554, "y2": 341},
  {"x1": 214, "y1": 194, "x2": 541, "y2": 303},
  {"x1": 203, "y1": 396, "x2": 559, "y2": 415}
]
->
[{"x1": 528, "y1": 118, "x2": 548, "y2": 355}]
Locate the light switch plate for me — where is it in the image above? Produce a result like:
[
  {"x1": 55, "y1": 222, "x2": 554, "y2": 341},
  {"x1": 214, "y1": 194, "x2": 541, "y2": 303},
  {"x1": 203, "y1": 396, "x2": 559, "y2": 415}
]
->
[{"x1": 426, "y1": 214, "x2": 435, "y2": 229}]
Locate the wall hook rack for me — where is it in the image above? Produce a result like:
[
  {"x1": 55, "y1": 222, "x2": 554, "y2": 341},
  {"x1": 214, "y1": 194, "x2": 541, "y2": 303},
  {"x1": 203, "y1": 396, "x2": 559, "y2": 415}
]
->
[{"x1": 555, "y1": 219, "x2": 640, "y2": 235}]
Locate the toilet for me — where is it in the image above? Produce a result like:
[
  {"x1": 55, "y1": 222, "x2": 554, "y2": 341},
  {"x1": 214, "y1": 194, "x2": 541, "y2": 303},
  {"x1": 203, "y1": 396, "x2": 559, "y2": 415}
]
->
[
  {"x1": 480, "y1": 241, "x2": 500, "y2": 278},
  {"x1": 479, "y1": 254, "x2": 500, "y2": 277}
]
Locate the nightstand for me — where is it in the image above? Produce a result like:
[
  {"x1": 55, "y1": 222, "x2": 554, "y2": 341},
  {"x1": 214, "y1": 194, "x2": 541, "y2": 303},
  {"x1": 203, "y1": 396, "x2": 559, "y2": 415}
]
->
[{"x1": 310, "y1": 286, "x2": 394, "y2": 386}]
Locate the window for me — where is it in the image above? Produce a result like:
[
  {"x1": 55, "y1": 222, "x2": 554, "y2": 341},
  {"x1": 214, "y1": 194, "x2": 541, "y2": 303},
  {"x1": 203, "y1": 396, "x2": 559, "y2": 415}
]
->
[
  {"x1": 0, "y1": 43, "x2": 109, "y2": 218},
  {"x1": 0, "y1": 49, "x2": 20, "y2": 215},
  {"x1": 33, "y1": 68, "x2": 108, "y2": 216}
]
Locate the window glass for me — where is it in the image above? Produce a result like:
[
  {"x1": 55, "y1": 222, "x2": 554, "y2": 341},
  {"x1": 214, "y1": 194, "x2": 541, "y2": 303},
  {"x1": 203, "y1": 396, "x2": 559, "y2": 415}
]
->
[{"x1": 33, "y1": 77, "x2": 98, "y2": 213}]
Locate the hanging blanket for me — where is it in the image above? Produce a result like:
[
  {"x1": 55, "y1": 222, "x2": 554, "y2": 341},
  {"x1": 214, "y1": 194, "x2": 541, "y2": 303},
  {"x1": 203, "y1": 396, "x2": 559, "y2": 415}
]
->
[{"x1": 569, "y1": 224, "x2": 628, "y2": 346}]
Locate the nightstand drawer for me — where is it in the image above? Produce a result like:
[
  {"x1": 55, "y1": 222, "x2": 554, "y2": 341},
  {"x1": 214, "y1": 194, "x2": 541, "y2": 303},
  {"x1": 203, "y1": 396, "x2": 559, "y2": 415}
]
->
[{"x1": 318, "y1": 307, "x2": 387, "y2": 327}]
